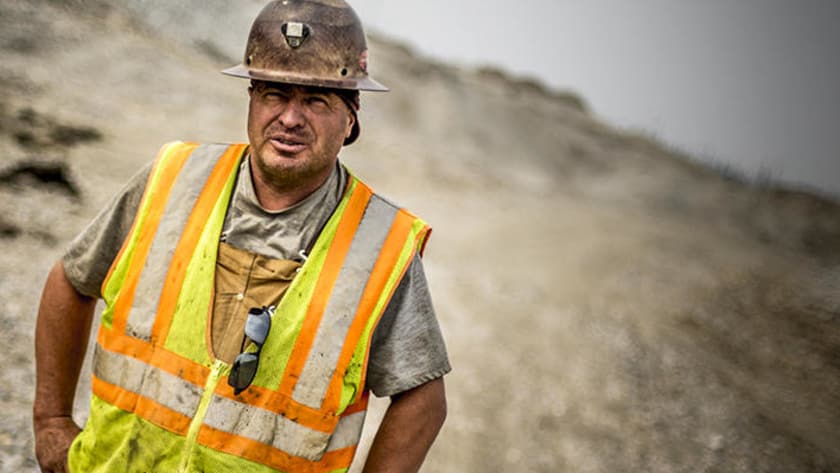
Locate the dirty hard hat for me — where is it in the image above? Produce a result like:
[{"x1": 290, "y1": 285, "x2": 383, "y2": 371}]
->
[{"x1": 222, "y1": 0, "x2": 388, "y2": 92}]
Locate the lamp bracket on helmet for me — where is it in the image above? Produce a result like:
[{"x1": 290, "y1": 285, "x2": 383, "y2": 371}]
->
[{"x1": 281, "y1": 22, "x2": 310, "y2": 49}]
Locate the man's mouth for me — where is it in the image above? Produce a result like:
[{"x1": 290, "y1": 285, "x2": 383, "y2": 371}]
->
[{"x1": 269, "y1": 136, "x2": 308, "y2": 154}]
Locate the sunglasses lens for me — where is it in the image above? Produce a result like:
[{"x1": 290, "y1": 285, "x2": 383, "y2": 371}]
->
[
  {"x1": 229, "y1": 352, "x2": 260, "y2": 392},
  {"x1": 229, "y1": 307, "x2": 272, "y2": 394},
  {"x1": 245, "y1": 308, "x2": 271, "y2": 345}
]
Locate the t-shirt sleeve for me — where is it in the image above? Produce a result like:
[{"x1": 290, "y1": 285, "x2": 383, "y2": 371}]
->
[
  {"x1": 365, "y1": 255, "x2": 451, "y2": 397},
  {"x1": 62, "y1": 162, "x2": 153, "y2": 298}
]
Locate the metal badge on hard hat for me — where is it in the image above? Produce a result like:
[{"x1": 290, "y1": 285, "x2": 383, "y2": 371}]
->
[{"x1": 281, "y1": 22, "x2": 310, "y2": 48}]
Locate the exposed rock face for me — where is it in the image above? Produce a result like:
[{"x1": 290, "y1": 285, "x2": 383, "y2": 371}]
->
[{"x1": 1, "y1": 2, "x2": 838, "y2": 472}]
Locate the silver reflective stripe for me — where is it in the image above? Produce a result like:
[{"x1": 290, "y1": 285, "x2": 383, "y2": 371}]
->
[
  {"x1": 292, "y1": 196, "x2": 398, "y2": 408},
  {"x1": 93, "y1": 344, "x2": 203, "y2": 418},
  {"x1": 126, "y1": 144, "x2": 229, "y2": 341},
  {"x1": 93, "y1": 344, "x2": 145, "y2": 393},
  {"x1": 326, "y1": 411, "x2": 366, "y2": 452},
  {"x1": 203, "y1": 395, "x2": 333, "y2": 461}
]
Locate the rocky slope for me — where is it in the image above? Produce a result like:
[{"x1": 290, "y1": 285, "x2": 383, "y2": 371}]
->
[{"x1": 1, "y1": 1, "x2": 839, "y2": 472}]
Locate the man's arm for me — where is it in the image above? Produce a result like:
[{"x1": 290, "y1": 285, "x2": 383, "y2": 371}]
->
[
  {"x1": 33, "y1": 261, "x2": 97, "y2": 473},
  {"x1": 362, "y1": 377, "x2": 447, "y2": 473}
]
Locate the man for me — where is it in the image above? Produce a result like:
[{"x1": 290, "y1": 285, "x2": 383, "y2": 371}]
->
[{"x1": 32, "y1": 1, "x2": 450, "y2": 472}]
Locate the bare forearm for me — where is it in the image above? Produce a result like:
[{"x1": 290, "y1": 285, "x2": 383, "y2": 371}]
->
[
  {"x1": 33, "y1": 261, "x2": 97, "y2": 472},
  {"x1": 363, "y1": 377, "x2": 447, "y2": 473},
  {"x1": 33, "y1": 261, "x2": 96, "y2": 423}
]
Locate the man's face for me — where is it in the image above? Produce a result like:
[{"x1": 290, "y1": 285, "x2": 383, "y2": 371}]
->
[{"x1": 247, "y1": 81, "x2": 355, "y2": 194}]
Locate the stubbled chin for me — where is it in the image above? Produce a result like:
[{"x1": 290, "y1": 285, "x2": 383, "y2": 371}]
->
[{"x1": 254, "y1": 146, "x2": 309, "y2": 173}]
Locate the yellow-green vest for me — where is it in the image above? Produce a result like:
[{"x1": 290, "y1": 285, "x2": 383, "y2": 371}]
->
[{"x1": 68, "y1": 142, "x2": 431, "y2": 473}]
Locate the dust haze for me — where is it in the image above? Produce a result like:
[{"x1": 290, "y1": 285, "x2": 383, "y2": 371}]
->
[{"x1": 1, "y1": 2, "x2": 839, "y2": 472}]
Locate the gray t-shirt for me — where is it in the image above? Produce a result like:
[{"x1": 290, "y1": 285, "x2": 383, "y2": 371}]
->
[{"x1": 63, "y1": 155, "x2": 450, "y2": 397}]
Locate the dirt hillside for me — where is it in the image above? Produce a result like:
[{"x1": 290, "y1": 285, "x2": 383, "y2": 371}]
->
[{"x1": 1, "y1": 1, "x2": 839, "y2": 472}]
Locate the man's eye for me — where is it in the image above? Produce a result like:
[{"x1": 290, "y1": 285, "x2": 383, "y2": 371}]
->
[{"x1": 306, "y1": 96, "x2": 329, "y2": 106}]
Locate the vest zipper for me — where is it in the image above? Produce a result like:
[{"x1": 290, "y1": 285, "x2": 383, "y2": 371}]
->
[{"x1": 178, "y1": 359, "x2": 228, "y2": 472}]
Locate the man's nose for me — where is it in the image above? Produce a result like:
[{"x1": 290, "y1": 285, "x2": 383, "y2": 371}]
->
[{"x1": 277, "y1": 99, "x2": 306, "y2": 129}]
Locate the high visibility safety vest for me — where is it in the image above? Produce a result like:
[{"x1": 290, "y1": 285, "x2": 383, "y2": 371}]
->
[{"x1": 68, "y1": 142, "x2": 431, "y2": 473}]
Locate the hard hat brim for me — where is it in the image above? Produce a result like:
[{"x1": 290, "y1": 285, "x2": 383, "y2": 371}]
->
[{"x1": 222, "y1": 64, "x2": 389, "y2": 92}]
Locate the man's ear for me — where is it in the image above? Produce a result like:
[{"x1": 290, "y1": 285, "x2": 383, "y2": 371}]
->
[{"x1": 346, "y1": 111, "x2": 356, "y2": 139}]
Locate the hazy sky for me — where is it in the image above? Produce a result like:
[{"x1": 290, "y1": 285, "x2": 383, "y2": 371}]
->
[{"x1": 351, "y1": 1, "x2": 840, "y2": 196}]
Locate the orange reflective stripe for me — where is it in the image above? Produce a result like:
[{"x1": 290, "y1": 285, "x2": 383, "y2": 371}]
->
[
  {"x1": 91, "y1": 375, "x2": 138, "y2": 419},
  {"x1": 418, "y1": 226, "x2": 431, "y2": 256},
  {"x1": 97, "y1": 330, "x2": 210, "y2": 388},
  {"x1": 98, "y1": 324, "x2": 150, "y2": 358},
  {"x1": 92, "y1": 376, "x2": 193, "y2": 435},
  {"x1": 354, "y1": 221, "x2": 430, "y2": 404},
  {"x1": 109, "y1": 142, "x2": 198, "y2": 333},
  {"x1": 279, "y1": 180, "x2": 373, "y2": 398},
  {"x1": 341, "y1": 392, "x2": 369, "y2": 416},
  {"x1": 197, "y1": 424, "x2": 357, "y2": 473},
  {"x1": 100, "y1": 142, "x2": 184, "y2": 296},
  {"x1": 216, "y1": 382, "x2": 337, "y2": 433},
  {"x1": 152, "y1": 143, "x2": 247, "y2": 344},
  {"x1": 93, "y1": 334, "x2": 208, "y2": 435},
  {"x1": 135, "y1": 395, "x2": 193, "y2": 435},
  {"x1": 324, "y1": 210, "x2": 416, "y2": 411}
]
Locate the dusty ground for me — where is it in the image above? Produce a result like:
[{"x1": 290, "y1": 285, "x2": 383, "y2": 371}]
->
[{"x1": 1, "y1": 1, "x2": 839, "y2": 472}]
